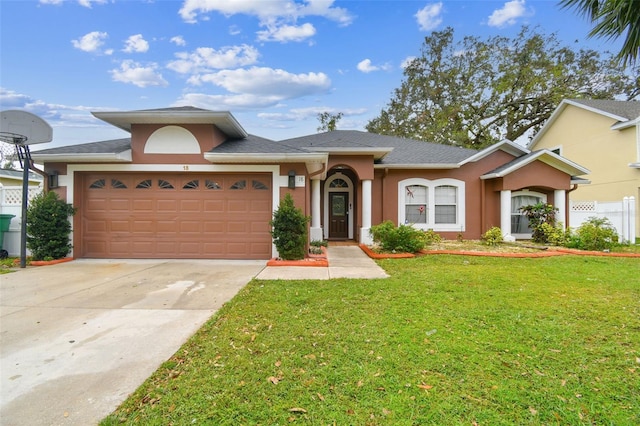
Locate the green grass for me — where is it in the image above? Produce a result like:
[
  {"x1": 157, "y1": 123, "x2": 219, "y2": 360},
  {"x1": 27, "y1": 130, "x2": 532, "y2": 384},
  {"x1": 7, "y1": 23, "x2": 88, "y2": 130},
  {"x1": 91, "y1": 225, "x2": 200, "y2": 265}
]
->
[{"x1": 102, "y1": 255, "x2": 640, "y2": 425}]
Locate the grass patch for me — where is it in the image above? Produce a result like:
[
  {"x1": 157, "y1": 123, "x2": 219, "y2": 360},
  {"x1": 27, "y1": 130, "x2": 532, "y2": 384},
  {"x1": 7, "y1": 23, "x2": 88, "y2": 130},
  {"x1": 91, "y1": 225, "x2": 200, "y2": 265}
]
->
[{"x1": 102, "y1": 255, "x2": 640, "y2": 425}]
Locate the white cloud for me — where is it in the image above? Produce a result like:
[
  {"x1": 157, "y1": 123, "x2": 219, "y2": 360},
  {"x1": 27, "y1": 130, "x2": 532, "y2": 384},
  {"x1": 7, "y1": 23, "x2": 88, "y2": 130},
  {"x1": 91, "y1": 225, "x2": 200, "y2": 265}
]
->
[
  {"x1": 41, "y1": 0, "x2": 108, "y2": 7},
  {"x1": 193, "y1": 67, "x2": 330, "y2": 97},
  {"x1": 258, "y1": 106, "x2": 367, "y2": 122},
  {"x1": 170, "y1": 36, "x2": 186, "y2": 46},
  {"x1": 123, "y1": 34, "x2": 149, "y2": 53},
  {"x1": 488, "y1": 0, "x2": 527, "y2": 27},
  {"x1": 110, "y1": 60, "x2": 168, "y2": 88},
  {"x1": 77, "y1": 0, "x2": 108, "y2": 7},
  {"x1": 401, "y1": 56, "x2": 417, "y2": 69},
  {"x1": 357, "y1": 59, "x2": 391, "y2": 73},
  {"x1": 175, "y1": 67, "x2": 331, "y2": 109},
  {"x1": 178, "y1": 0, "x2": 352, "y2": 44},
  {"x1": 167, "y1": 45, "x2": 259, "y2": 74},
  {"x1": 257, "y1": 23, "x2": 316, "y2": 43},
  {"x1": 71, "y1": 31, "x2": 108, "y2": 53},
  {"x1": 179, "y1": 0, "x2": 353, "y2": 25},
  {"x1": 415, "y1": 2, "x2": 443, "y2": 31}
]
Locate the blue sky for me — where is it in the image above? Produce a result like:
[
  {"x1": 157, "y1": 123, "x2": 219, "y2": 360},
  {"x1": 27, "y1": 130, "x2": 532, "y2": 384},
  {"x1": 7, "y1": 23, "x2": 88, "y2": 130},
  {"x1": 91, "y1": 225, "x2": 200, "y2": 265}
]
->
[{"x1": 0, "y1": 0, "x2": 620, "y2": 148}]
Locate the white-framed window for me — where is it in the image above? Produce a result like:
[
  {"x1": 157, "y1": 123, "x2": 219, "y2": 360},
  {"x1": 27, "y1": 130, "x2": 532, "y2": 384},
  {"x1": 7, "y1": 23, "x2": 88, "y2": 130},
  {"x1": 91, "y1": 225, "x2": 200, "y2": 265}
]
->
[{"x1": 398, "y1": 178, "x2": 465, "y2": 231}]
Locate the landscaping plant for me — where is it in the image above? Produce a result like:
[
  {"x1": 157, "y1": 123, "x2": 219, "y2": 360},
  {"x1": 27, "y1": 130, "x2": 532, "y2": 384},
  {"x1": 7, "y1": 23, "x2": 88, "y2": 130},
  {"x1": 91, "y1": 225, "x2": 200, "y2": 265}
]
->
[
  {"x1": 270, "y1": 193, "x2": 309, "y2": 260},
  {"x1": 520, "y1": 203, "x2": 558, "y2": 243},
  {"x1": 370, "y1": 220, "x2": 427, "y2": 253},
  {"x1": 567, "y1": 216, "x2": 619, "y2": 251},
  {"x1": 26, "y1": 191, "x2": 76, "y2": 260},
  {"x1": 481, "y1": 226, "x2": 503, "y2": 246}
]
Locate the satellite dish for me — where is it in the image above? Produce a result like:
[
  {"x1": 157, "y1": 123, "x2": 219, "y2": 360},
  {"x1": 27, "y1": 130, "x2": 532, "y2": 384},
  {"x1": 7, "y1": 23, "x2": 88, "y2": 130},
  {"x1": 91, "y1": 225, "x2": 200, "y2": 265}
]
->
[{"x1": 0, "y1": 110, "x2": 53, "y2": 145}]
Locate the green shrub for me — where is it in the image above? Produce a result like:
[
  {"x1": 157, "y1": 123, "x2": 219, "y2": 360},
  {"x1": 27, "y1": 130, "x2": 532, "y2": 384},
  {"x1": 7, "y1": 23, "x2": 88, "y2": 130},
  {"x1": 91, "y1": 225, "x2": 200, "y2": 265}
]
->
[
  {"x1": 520, "y1": 203, "x2": 558, "y2": 243},
  {"x1": 270, "y1": 193, "x2": 310, "y2": 260},
  {"x1": 424, "y1": 229, "x2": 442, "y2": 245},
  {"x1": 310, "y1": 240, "x2": 328, "y2": 247},
  {"x1": 539, "y1": 222, "x2": 569, "y2": 246},
  {"x1": 370, "y1": 220, "x2": 427, "y2": 253},
  {"x1": 481, "y1": 227, "x2": 503, "y2": 246},
  {"x1": 26, "y1": 191, "x2": 76, "y2": 260},
  {"x1": 567, "y1": 217, "x2": 619, "y2": 251}
]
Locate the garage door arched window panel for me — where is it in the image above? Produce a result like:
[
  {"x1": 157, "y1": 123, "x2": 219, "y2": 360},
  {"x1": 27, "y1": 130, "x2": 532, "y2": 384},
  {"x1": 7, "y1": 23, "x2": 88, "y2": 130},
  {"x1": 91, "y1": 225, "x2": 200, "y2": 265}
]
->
[
  {"x1": 183, "y1": 180, "x2": 199, "y2": 190},
  {"x1": 398, "y1": 178, "x2": 465, "y2": 232},
  {"x1": 252, "y1": 180, "x2": 268, "y2": 190},
  {"x1": 136, "y1": 179, "x2": 152, "y2": 189},
  {"x1": 206, "y1": 180, "x2": 221, "y2": 190},
  {"x1": 111, "y1": 179, "x2": 127, "y2": 189},
  {"x1": 405, "y1": 185, "x2": 428, "y2": 224},
  {"x1": 158, "y1": 179, "x2": 174, "y2": 189},
  {"x1": 230, "y1": 180, "x2": 246, "y2": 190},
  {"x1": 89, "y1": 179, "x2": 106, "y2": 189},
  {"x1": 434, "y1": 185, "x2": 457, "y2": 224}
]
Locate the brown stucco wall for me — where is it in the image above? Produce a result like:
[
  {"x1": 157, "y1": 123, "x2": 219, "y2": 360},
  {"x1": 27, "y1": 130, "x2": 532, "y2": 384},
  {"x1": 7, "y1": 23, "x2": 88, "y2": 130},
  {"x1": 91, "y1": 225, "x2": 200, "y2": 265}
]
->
[{"x1": 131, "y1": 124, "x2": 227, "y2": 164}]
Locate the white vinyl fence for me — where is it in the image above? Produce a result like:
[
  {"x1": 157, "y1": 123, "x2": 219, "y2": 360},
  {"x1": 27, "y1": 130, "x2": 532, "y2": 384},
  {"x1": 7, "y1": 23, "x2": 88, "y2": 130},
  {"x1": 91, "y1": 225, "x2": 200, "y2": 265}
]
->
[
  {"x1": 570, "y1": 197, "x2": 637, "y2": 244},
  {"x1": 0, "y1": 184, "x2": 43, "y2": 256}
]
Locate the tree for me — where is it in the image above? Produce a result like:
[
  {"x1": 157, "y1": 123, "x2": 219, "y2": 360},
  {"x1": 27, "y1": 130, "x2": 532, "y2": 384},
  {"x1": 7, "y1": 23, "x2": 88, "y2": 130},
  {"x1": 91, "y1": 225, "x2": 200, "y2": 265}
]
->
[
  {"x1": 317, "y1": 112, "x2": 343, "y2": 132},
  {"x1": 560, "y1": 0, "x2": 640, "y2": 65},
  {"x1": 366, "y1": 26, "x2": 638, "y2": 149},
  {"x1": 270, "y1": 193, "x2": 309, "y2": 260},
  {"x1": 26, "y1": 191, "x2": 76, "y2": 260}
]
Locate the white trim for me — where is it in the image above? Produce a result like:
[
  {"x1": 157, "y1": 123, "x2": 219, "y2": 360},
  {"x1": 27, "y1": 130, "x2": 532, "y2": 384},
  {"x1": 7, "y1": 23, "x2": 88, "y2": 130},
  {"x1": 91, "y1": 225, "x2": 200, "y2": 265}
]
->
[
  {"x1": 459, "y1": 139, "x2": 529, "y2": 166},
  {"x1": 323, "y1": 173, "x2": 354, "y2": 240},
  {"x1": 397, "y1": 178, "x2": 466, "y2": 232}
]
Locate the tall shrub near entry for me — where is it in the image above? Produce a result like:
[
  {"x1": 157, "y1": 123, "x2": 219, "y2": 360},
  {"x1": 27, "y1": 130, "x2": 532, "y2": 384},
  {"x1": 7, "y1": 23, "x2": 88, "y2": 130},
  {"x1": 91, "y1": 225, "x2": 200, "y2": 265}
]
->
[
  {"x1": 26, "y1": 191, "x2": 76, "y2": 260},
  {"x1": 520, "y1": 203, "x2": 558, "y2": 243},
  {"x1": 270, "y1": 193, "x2": 310, "y2": 260}
]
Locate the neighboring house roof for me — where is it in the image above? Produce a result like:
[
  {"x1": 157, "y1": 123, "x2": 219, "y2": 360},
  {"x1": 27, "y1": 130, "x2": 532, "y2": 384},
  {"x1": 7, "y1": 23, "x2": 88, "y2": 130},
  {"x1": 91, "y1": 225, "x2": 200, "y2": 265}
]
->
[
  {"x1": 92, "y1": 107, "x2": 248, "y2": 139},
  {"x1": 31, "y1": 138, "x2": 132, "y2": 163},
  {"x1": 529, "y1": 99, "x2": 640, "y2": 148},
  {"x1": 0, "y1": 168, "x2": 43, "y2": 183}
]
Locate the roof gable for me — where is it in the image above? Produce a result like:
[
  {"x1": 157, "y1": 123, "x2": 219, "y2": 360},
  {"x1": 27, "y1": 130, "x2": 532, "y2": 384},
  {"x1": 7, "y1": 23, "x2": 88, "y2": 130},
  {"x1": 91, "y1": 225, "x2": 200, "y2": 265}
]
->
[
  {"x1": 529, "y1": 99, "x2": 640, "y2": 148},
  {"x1": 92, "y1": 107, "x2": 247, "y2": 139},
  {"x1": 481, "y1": 149, "x2": 590, "y2": 179}
]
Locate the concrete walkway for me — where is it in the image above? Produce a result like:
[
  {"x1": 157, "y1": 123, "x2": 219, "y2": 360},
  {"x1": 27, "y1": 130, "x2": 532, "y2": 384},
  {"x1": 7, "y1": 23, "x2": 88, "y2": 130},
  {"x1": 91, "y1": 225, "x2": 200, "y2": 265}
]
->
[{"x1": 255, "y1": 245, "x2": 389, "y2": 280}]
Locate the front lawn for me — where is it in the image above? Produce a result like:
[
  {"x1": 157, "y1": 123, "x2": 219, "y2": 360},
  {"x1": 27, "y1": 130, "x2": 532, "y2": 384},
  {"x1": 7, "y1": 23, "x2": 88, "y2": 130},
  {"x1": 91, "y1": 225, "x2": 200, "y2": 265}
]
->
[{"x1": 103, "y1": 255, "x2": 640, "y2": 425}]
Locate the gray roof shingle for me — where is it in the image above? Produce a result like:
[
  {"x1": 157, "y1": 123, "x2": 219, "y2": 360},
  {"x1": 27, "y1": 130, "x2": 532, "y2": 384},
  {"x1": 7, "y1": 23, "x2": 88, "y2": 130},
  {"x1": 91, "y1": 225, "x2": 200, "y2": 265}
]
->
[
  {"x1": 278, "y1": 130, "x2": 478, "y2": 165},
  {"x1": 569, "y1": 99, "x2": 640, "y2": 121},
  {"x1": 33, "y1": 138, "x2": 132, "y2": 154}
]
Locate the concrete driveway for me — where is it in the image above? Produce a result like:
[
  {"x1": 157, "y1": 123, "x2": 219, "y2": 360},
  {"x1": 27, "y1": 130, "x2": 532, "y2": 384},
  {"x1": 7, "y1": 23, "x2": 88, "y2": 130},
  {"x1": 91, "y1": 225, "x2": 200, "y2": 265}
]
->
[{"x1": 0, "y1": 259, "x2": 265, "y2": 426}]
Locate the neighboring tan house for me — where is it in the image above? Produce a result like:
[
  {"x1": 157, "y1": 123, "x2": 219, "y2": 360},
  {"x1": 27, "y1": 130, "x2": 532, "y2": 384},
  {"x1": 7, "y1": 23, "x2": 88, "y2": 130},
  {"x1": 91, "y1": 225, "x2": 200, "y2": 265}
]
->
[
  {"x1": 31, "y1": 107, "x2": 589, "y2": 260},
  {"x1": 529, "y1": 99, "x2": 640, "y2": 242}
]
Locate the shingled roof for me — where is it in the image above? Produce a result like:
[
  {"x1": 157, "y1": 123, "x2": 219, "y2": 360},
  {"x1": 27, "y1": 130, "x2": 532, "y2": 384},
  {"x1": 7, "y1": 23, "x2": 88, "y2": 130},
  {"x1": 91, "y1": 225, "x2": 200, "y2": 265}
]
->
[
  {"x1": 274, "y1": 130, "x2": 478, "y2": 166},
  {"x1": 568, "y1": 99, "x2": 640, "y2": 121}
]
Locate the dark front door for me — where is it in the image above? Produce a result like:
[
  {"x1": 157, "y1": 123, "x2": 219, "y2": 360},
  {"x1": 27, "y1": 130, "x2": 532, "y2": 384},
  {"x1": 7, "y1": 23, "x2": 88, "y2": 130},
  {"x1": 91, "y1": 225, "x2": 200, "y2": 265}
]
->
[{"x1": 329, "y1": 192, "x2": 349, "y2": 239}]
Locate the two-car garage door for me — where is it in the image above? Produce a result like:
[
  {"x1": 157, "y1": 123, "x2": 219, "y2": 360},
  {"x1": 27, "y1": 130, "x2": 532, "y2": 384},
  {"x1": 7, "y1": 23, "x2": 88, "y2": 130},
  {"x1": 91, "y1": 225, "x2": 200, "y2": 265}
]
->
[{"x1": 79, "y1": 172, "x2": 272, "y2": 259}]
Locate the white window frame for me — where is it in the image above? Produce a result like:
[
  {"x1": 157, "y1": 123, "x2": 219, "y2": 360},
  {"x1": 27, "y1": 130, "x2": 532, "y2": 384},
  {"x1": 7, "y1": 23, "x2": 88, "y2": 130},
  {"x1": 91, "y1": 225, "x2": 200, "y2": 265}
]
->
[
  {"x1": 398, "y1": 178, "x2": 465, "y2": 232},
  {"x1": 511, "y1": 190, "x2": 547, "y2": 239}
]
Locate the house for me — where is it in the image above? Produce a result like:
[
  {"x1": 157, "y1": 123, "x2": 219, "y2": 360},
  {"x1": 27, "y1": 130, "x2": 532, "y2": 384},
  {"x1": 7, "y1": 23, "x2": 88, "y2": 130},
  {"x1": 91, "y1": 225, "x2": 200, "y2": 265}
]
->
[
  {"x1": 31, "y1": 107, "x2": 589, "y2": 260},
  {"x1": 528, "y1": 99, "x2": 640, "y2": 242}
]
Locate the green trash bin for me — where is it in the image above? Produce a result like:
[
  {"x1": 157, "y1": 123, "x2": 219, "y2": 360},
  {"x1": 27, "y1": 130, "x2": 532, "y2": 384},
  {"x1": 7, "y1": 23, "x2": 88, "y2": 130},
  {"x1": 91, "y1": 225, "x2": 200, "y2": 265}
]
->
[{"x1": 0, "y1": 214, "x2": 15, "y2": 250}]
